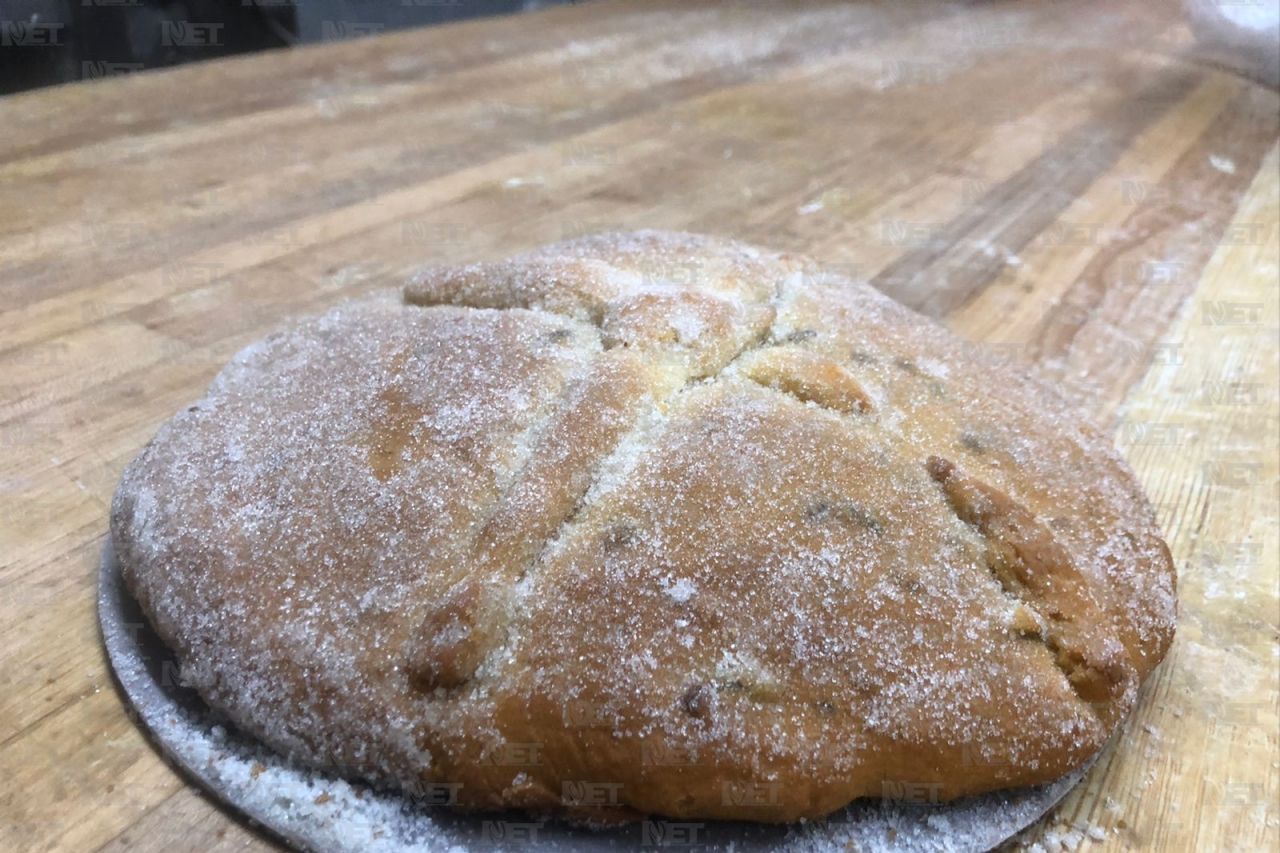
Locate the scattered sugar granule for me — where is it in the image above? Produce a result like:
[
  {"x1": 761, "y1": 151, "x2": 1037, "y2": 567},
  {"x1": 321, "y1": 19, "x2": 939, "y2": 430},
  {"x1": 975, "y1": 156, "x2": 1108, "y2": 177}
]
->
[
  {"x1": 662, "y1": 577, "x2": 697, "y2": 603},
  {"x1": 669, "y1": 311, "x2": 706, "y2": 344},
  {"x1": 1209, "y1": 154, "x2": 1236, "y2": 175}
]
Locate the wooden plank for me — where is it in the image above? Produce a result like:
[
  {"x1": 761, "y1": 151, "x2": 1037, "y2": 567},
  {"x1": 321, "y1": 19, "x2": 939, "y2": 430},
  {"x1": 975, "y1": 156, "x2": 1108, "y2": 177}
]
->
[{"x1": 1041, "y1": 143, "x2": 1279, "y2": 852}]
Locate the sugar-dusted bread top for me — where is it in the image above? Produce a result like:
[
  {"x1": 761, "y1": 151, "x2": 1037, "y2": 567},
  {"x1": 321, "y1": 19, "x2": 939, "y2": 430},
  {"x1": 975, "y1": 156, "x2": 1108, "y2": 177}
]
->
[{"x1": 112, "y1": 230, "x2": 1175, "y2": 823}]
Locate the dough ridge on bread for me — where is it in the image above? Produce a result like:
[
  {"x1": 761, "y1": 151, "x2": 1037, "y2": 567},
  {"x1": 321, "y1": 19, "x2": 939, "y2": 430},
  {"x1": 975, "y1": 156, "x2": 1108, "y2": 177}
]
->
[{"x1": 112, "y1": 230, "x2": 1176, "y2": 823}]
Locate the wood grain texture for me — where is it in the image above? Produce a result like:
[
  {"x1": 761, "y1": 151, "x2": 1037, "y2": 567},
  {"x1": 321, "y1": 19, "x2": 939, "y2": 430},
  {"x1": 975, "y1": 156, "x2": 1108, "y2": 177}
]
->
[{"x1": 0, "y1": 1, "x2": 1275, "y2": 850}]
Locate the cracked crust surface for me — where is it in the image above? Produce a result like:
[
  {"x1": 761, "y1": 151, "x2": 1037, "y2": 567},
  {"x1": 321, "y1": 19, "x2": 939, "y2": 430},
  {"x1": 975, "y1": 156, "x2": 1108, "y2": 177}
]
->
[{"x1": 111, "y1": 230, "x2": 1176, "y2": 823}]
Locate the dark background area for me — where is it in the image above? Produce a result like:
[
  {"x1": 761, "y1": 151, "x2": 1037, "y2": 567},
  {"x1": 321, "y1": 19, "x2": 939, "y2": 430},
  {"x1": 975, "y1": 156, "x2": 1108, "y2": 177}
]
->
[{"x1": 0, "y1": 0, "x2": 571, "y2": 94}]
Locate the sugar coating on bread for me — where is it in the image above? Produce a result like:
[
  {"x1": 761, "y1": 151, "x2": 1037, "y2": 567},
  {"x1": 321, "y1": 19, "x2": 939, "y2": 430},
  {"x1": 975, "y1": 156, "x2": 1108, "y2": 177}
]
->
[{"x1": 111, "y1": 230, "x2": 1175, "y2": 823}]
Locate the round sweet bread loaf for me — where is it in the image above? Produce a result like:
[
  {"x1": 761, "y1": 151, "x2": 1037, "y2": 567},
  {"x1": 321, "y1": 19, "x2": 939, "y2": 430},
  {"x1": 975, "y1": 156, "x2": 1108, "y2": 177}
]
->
[{"x1": 111, "y1": 230, "x2": 1175, "y2": 823}]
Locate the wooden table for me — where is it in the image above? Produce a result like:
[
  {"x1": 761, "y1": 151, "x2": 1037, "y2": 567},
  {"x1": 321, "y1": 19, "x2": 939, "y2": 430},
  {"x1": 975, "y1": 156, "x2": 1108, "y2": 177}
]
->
[{"x1": 1, "y1": 1, "x2": 1275, "y2": 849}]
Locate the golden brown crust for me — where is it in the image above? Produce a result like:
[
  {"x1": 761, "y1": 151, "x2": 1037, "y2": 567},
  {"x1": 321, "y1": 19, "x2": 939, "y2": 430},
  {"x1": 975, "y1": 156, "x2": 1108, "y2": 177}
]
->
[{"x1": 111, "y1": 231, "x2": 1176, "y2": 823}]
